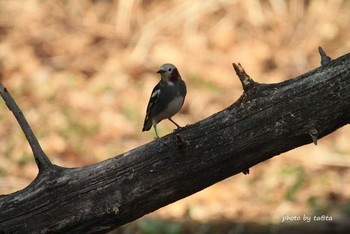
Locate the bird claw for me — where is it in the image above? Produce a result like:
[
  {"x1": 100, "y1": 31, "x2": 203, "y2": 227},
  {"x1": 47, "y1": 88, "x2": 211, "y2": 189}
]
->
[
  {"x1": 173, "y1": 124, "x2": 189, "y2": 133},
  {"x1": 173, "y1": 128, "x2": 181, "y2": 133},
  {"x1": 155, "y1": 137, "x2": 171, "y2": 148}
]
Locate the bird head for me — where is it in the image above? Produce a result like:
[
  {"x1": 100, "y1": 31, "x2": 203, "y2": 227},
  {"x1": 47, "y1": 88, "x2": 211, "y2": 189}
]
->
[{"x1": 157, "y1": 63, "x2": 181, "y2": 82}]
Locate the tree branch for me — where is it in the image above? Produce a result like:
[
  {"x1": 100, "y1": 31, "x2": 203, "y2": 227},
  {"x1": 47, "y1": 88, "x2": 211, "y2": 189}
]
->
[
  {"x1": 0, "y1": 84, "x2": 52, "y2": 173},
  {"x1": 0, "y1": 49, "x2": 350, "y2": 233}
]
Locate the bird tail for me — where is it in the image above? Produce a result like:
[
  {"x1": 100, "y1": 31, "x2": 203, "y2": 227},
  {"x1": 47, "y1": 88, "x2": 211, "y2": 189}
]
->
[{"x1": 142, "y1": 116, "x2": 153, "y2": 132}]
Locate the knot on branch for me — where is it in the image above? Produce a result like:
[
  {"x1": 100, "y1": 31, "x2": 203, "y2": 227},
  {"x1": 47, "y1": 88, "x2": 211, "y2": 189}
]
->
[
  {"x1": 232, "y1": 63, "x2": 258, "y2": 92},
  {"x1": 176, "y1": 134, "x2": 188, "y2": 150},
  {"x1": 318, "y1": 47, "x2": 332, "y2": 66},
  {"x1": 242, "y1": 168, "x2": 250, "y2": 175},
  {"x1": 308, "y1": 128, "x2": 319, "y2": 145}
]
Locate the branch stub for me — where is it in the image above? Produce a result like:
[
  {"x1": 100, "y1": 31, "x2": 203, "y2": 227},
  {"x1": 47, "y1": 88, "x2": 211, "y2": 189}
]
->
[
  {"x1": 318, "y1": 47, "x2": 332, "y2": 66},
  {"x1": 232, "y1": 63, "x2": 258, "y2": 92}
]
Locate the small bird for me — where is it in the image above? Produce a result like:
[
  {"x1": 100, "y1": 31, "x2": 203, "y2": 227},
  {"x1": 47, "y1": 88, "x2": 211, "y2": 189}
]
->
[{"x1": 142, "y1": 63, "x2": 187, "y2": 138}]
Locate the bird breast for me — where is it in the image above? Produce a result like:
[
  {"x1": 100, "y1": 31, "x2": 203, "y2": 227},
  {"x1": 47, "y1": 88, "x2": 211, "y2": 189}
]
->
[{"x1": 154, "y1": 96, "x2": 184, "y2": 123}]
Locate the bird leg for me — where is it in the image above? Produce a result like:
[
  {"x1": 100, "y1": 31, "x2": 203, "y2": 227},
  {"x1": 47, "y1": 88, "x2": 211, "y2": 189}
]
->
[
  {"x1": 168, "y1": 118, "x2": 181, "y2": 129},
  {"x1": 153, "y1": 124, "x2": 160, "y2": 138},
  {"x1": 153, "y1": 125, "x2": 170, "y2": 148}
]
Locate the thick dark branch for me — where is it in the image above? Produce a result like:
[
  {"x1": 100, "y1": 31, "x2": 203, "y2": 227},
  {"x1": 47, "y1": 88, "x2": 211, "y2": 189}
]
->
[
  {"x1": 0, "y1": 84, "x2": 52, "y2": 172},
  {"x1": 0, "y1": 50, "x2": 350, "y2": 233}
]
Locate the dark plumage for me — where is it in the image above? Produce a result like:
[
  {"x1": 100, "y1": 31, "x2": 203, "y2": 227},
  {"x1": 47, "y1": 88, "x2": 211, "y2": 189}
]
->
[{"x1": 142, "y1": 63, "x2": 187, "y2": 138}]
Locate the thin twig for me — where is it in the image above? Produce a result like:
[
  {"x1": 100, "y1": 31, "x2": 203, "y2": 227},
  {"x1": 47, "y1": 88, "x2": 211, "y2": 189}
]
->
[{"x1": 0, "y1": 83, "x2": 52, "y2": 172}]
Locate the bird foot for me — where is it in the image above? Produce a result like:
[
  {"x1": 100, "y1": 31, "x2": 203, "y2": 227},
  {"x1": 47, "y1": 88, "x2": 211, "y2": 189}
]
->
[
  {"x1": 173, "y1": 124, "x2": 189, "y2": 133},
  {"x1": 155, "y1": 137, "x2": 171, "y2": 148}
]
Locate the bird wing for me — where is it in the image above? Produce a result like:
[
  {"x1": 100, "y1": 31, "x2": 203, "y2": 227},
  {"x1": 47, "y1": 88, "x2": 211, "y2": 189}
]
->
[
  {"x1": 146, "y1": 83, "x2": 160, "y2": 115},
  {"x1": 142, "y1": 82, "x2": 160, "y2": 131}
]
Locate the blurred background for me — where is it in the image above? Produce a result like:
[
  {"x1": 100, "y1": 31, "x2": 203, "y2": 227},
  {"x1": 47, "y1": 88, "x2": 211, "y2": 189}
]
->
[{"x1": 0, "y1": 0, "x2": 350, "y2": 233}]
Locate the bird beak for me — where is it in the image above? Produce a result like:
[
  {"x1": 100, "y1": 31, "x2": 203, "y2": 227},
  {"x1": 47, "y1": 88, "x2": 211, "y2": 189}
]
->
[{"x1": 157, "y1": 69, "x2": 166, "y2": 74}]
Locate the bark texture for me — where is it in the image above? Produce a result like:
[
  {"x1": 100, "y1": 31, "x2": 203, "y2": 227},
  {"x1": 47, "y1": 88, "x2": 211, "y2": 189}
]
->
[{"x1": 0, "y1": 50, "x2": 349, "y2": 233}]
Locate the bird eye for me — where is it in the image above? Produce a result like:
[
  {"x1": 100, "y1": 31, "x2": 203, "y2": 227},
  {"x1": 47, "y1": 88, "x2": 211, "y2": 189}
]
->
[{"x1": 168, "y1": 68, "x2": 172, "y2": 72}]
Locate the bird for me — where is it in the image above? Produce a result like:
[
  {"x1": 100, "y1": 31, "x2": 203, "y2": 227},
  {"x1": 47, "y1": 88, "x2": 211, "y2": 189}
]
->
[{"x1": 142, "y1": 63, "x2": 187, "y2": 138}]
